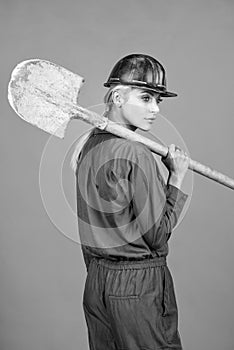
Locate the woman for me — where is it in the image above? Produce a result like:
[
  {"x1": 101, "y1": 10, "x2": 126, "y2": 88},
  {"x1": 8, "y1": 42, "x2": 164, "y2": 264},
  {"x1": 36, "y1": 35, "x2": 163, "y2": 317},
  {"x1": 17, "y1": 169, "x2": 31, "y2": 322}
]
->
[{"x1": 71, "y1": 54, "x2": 189, "y2": 350}]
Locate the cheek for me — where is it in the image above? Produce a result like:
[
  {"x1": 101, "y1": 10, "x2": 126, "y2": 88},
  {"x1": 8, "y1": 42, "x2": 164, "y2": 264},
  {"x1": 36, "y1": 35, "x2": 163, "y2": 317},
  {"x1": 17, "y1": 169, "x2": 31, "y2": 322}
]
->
[{"x1": 124, "y1": 102, "x2": 146, "y2": 119}]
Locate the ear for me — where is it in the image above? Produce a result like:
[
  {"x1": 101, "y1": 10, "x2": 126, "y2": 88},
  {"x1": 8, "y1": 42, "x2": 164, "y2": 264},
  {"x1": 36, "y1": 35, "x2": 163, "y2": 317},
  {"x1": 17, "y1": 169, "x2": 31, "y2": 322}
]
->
[{"x1": 112, "y1": 90, "x2": 124, "y2": 107}]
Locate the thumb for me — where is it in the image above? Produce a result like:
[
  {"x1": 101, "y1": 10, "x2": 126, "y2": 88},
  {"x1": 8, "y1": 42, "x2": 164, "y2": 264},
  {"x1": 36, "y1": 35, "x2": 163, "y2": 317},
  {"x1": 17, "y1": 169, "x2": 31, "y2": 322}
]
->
[{"x1": 162, "y1": 144, "x2": 175, "y2": 160}]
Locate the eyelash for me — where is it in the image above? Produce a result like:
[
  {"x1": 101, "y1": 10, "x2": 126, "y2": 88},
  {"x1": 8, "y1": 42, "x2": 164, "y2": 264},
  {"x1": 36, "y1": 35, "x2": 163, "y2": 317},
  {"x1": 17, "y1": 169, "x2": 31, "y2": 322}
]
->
[
  {"x1": 141, "y1": 95, "x2": 163, "y2": 104},
  {"x1": 157, "y1": 98, "x2": 163, "y2": 104},
  {"x1": 142, "y1": 96, "x2": 151, "y2": 102}
]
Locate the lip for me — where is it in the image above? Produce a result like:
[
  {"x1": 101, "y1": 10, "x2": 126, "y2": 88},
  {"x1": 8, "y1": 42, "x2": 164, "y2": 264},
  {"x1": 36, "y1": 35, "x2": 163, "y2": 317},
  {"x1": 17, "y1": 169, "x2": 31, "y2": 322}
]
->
[{"x1": 145, "y1": 118, "x2": 156, "y2": 122}]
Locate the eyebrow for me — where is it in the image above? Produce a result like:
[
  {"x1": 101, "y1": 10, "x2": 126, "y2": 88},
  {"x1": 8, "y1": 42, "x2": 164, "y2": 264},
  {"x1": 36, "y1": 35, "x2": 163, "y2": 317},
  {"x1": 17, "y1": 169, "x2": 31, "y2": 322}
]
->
[{"x1": 139, "y1": 90, "x2": 159, "y2": 97}]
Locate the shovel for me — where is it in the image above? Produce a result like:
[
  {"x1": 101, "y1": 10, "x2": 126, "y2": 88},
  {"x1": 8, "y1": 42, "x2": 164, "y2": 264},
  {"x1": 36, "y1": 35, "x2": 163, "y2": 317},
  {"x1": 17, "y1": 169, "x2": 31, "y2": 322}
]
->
[{"x1": 8, "y1": 59, "x2": 234, "y2": 190}]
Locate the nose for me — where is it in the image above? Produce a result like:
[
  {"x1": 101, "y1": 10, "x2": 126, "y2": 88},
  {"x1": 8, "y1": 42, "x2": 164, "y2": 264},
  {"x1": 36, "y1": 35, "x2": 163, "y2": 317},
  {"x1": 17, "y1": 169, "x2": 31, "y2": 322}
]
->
[{"x1": 150, "y1": 98, "x2": 160, "y2": 114}]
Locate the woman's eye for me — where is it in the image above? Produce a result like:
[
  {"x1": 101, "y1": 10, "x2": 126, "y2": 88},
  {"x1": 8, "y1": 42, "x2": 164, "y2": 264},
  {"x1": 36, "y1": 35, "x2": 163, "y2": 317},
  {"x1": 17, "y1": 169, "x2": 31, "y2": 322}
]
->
[
  {"x1": 157, "y1": 98, "x2": 163, "y2": 104},
  {"x1": 142, "y1": 95, "x2": 151, "y2": 102}
]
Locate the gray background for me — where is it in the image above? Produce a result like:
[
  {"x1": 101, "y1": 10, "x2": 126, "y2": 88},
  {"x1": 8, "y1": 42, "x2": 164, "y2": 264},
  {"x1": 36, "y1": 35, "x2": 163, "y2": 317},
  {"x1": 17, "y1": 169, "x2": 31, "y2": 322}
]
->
[{"x1": 1, "y1": 0, "x2": 234, "y2": 349}]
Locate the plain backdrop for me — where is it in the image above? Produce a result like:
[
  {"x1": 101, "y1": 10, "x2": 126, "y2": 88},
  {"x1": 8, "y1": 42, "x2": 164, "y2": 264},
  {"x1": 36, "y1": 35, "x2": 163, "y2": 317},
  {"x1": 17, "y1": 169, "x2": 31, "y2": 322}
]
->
[{"x1": 1, "y1": 1, "x2": 234, "y2": 349}]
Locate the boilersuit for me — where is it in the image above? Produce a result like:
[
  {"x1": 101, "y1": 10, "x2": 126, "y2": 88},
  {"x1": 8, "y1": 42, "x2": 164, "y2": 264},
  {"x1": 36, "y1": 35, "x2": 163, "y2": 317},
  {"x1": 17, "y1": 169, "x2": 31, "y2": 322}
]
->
[{"x1": 76, "y1": 127, "x2": 188, "y2": 349}]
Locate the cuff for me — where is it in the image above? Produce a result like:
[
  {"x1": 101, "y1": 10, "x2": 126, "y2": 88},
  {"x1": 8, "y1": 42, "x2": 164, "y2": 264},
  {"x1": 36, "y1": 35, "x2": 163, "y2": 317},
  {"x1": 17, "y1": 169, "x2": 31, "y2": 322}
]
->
[{"x1": 166, "y1": 184, "x2": 189, "y2": 208}]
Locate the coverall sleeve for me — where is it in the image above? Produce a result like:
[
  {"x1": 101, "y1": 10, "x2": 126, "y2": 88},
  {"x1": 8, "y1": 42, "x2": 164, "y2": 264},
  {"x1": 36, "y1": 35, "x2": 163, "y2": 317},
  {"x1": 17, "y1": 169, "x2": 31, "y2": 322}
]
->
[{"x1": 131, "y1": 146, "x2": 189, "y2": 250}]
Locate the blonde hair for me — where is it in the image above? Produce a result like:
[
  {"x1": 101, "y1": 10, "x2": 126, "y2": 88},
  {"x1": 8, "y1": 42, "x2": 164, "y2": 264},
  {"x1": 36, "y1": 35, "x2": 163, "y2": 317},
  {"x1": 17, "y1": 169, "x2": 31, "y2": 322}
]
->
[{"x1": 70, "y1": 84, "x2": 131, "y2": 173}]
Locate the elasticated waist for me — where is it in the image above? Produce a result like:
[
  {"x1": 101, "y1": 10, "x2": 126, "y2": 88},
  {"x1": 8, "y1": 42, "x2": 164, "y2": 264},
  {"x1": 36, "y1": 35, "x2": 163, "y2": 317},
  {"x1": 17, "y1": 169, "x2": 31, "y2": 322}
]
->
[{"x1": 92, "y1": 256, "x2": 167, "y2": 270}]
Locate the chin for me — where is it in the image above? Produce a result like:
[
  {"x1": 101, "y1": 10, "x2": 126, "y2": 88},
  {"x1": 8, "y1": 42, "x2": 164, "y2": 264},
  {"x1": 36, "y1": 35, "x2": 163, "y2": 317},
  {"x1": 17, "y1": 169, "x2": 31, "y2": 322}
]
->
[{"x1": 138, "y1": 124, "x2": 152, "y2": 132}]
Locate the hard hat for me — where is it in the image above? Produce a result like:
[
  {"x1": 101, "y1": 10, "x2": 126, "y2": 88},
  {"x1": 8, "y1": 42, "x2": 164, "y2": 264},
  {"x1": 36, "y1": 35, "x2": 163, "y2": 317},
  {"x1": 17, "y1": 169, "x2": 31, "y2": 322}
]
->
[{"x1": 104, "y1": 54, "x2": 177, "y2": 97}]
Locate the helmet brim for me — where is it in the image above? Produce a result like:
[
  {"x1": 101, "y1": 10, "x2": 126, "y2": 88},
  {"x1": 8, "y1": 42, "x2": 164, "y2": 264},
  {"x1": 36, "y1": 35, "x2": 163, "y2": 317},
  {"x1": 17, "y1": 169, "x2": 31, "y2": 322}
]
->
[{"x1": 103, "y1": 82, "x2": 177, "y2": 98}]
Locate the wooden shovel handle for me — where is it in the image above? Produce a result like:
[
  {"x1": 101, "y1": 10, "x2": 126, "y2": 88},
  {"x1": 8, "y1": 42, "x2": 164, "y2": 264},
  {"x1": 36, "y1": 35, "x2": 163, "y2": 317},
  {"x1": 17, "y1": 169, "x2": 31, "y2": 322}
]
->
[{"x1": 71, "y1": 105, "x2": 234, "y2": 191}]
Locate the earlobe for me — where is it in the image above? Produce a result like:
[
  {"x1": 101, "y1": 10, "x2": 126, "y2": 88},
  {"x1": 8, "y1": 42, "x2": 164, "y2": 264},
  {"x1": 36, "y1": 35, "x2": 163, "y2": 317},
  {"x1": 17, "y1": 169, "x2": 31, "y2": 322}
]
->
[{"x1": 117, "y1": 100, "x2": 122, "y2": 108}]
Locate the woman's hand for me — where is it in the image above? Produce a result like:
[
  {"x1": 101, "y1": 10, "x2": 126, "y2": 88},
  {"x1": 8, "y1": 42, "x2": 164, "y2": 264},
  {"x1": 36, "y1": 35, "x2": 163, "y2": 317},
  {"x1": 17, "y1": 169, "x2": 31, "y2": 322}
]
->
[{"x1": 161, "y1": 144, "x2": 190, "y2": 188}]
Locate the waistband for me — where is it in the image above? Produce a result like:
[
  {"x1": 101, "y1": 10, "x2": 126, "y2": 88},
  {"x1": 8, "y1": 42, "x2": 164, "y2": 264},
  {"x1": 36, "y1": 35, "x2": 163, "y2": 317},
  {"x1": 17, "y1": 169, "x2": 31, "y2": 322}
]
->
[{"x1": 92, "y1": 256, "x2": 167, "y2": 270}]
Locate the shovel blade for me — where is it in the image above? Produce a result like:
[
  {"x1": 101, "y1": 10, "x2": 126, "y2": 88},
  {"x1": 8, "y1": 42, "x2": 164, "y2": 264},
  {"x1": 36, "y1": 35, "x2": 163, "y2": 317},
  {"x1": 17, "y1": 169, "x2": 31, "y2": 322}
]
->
[{"x1": 8, "y1": 59, "x2": 84, "y2": 138}]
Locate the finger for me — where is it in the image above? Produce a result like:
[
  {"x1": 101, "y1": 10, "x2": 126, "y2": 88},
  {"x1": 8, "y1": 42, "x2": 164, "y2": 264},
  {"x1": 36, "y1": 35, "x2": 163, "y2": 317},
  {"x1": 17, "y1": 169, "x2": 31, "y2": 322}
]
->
[
  {"x1": 176, "y1": 148, "x2": 187, "y2": 156},
  {"x1": 168, "y1": 144, "x2": 173, "y2": 152},
  {"x1": 168, "y1": 144, "x2": 176, "y2": 154},
  {"x1": 163, "y1": 144, "x2": 173, "y2": 159}
]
